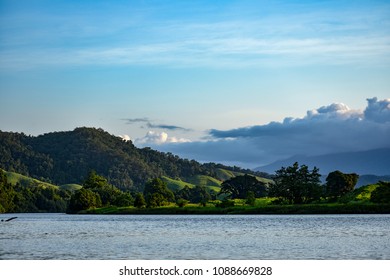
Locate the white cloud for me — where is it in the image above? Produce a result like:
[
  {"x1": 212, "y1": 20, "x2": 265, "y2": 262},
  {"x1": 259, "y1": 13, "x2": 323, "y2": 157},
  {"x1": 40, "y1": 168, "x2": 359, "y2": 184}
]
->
[
  {"x1": 135, "y1": 131, "x2": 190, "y2": 146},
  {"x1": 364, "y1": 97, "x2": 390, "y2": 123},
  {"x1": 119, "y1": 134, "x2": 131, "y2": 142},
  {"x1": 306, "y1": 103, "x2": 362, "y2": 121}
]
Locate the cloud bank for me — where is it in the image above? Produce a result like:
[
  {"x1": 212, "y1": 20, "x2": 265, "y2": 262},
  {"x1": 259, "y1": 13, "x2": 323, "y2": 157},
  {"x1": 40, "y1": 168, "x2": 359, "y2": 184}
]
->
[{"x1": 143, "y1": 97, "x2": 390, "y2": 168}]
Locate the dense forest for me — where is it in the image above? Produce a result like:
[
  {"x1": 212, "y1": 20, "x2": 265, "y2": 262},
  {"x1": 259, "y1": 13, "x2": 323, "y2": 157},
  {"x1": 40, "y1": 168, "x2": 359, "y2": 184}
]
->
[{"x1": 0, "y1": 127, "x2": 268, "y2": 191}]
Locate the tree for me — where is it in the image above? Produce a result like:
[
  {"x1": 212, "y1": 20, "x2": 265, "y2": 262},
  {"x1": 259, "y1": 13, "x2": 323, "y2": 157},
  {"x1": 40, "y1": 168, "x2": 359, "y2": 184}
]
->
[
  {"x1": 143, "y1": 178, "x2": 174, "y2": 208},
  {"x1": 175, "y1": 185, "x2": 211, "y2": 206},
  {"x1": 134, "y1": 192, "x2": 146, "y2": 208},
  {"x1": 67, "y1": 188, "x2": 102, "y2": 213},
  {"x1": 220, "y1": 174, "x2": 267, "y2": 199},
  {"x1": 246, "y1": 191, "x2": 256, "y2": 206},
  {"x1": 147, "y1": 193, "x2": 166, "y2": 208},
  {"x1": 83, "y1": 170, "x2": 109, "y2": 190},
  {"x1": 175, "y1": 186, "x2": 192, "y2": 201},
  {"x1": 176, "y1": 198, "x2": 189, "y2": 208},
  {"x1": 269, "y1": 162, "x2": 322, "y2": 204},
  {"x1": 370, "y1": 181, "x2": 390, "y2": 203},
  {"x1": 113, "y1": 192, "x2": 134, "y2": 207},
  {"x1": 326, "y1": 171, "x2": 359, "y2": 198},
  {"x1": 83, "y1": 170, "x2": 128, "y2": 206}
]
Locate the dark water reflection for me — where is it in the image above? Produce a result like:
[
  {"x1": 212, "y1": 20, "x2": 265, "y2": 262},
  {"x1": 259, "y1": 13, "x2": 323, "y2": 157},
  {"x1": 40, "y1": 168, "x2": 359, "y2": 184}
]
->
[{"x1": 1, "y1": 214, "x2": 389, "y2": 259}]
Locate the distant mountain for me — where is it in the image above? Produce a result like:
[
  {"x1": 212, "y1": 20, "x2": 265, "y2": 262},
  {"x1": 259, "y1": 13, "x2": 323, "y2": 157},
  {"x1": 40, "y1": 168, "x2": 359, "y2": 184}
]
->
[
  {"x1": 255, "y1": 148, "x2": 390, "y2": 177},
  {"x1": 0, "y1": 127, "x2": 267, "y2": 191}
]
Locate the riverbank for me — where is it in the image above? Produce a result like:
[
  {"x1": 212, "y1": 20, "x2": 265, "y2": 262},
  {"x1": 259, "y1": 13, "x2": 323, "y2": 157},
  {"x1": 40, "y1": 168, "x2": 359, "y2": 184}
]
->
[{"x1": 81, "y1": 203, "x2": 390, "y2": 215}]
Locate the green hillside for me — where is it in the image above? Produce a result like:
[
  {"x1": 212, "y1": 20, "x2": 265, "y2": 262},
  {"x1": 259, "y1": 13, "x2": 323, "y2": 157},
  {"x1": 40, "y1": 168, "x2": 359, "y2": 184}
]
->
[
  {"x1": 187, "y1": 175, "x2": 221, "y2": 187},
  {"x1": 161, "y1": 169, "x2": 272, "y2": 196},
  {"x1": 338, "y1": 183, "x2": 382, "y2": 203},
  {"x1": 161, "y1": 176, "x2": 195, "y2": 192},
  {"x1": 215, "y1": 168, "x2": 241, "y2": 181},
  {"x1": 2, "y1": 169, "x2": 82, "y2": 192},
  {"x1": 4, "y1": 169, "x2": 59, "y2": 189},
  {"x1": 59, "y1": 184, "x2": 83, "y2": 192},
  {"x1": 0, "y1": 127, "x2": 267, "y2": 191},
  {"x1": 1, "y1": 169, "x2": 72, "y2": 213},
  {"x1": 161, "y1": 176, "x2": 222, "y2": 194},
  {"x1": 215, "y1": 168, "x2": 273, "y2": 185}
]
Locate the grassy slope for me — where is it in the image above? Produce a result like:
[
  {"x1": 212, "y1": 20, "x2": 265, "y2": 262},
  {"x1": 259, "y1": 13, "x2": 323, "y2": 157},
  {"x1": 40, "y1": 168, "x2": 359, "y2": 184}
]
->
[
  {"x1": 215, "y1": 168, "x2": 240, "y2": 181},
  {"x1": 216, "y1": 168, "x2": 273, "y2": 185},
  {"x1": 162, "y1": 169, "x2": 273, "y2": 195},
  {"x1": 187, "y1": 175, "x2": 221, "y2": 187},
  {"x1": 161, "y1": 176, "x2": 195, "y2": 192},
  {"x1": 2, "y1": 169, "x2": 82, "y2": 191},
  {"x1": 339, "y1": 183, "x2": 381, "y2": 203},
  {"x1": 161, "y1": 176, "x2": 222, "y2": 194},
  {"x1": 59, "y1": 184, "x2": 83, "y2": 191},
  {"x1": 4, "y1": 170, "x2": 58, "y2": 189}
]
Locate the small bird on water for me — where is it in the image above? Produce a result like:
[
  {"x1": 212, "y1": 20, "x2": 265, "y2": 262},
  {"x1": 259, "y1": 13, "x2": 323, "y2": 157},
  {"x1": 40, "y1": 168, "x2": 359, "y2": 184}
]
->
[{"x1": 1, "y1": 217, "x2": 17, "y2": 222}]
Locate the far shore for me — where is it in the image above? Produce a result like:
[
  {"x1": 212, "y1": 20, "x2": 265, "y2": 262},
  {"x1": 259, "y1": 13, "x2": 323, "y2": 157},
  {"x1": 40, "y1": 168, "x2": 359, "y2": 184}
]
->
[{"x1": 79, "y1": 203, "x2": 390, "y2": 215}]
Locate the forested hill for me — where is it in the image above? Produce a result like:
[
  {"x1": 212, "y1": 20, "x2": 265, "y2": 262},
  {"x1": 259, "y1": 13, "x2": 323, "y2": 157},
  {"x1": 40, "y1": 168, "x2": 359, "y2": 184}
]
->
[{"x1": 0, "y1": 127, "x2": 267, "y2": 190}]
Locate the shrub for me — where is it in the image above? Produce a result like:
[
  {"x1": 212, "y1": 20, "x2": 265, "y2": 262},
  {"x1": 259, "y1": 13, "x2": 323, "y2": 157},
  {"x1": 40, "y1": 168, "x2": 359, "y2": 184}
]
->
[
  {"x1": 176, "y1": 199, "x2": 189, "y2": 208},
  {"x1": 216, "y1": 199, "x2": 235, "y2": 208}
]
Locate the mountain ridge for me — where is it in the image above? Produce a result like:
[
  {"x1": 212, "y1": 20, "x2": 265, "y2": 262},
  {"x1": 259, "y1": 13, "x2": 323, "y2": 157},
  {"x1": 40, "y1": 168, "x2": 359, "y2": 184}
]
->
[{"x1": 0, "y1": 127, "x2": 267, "y2": 191}]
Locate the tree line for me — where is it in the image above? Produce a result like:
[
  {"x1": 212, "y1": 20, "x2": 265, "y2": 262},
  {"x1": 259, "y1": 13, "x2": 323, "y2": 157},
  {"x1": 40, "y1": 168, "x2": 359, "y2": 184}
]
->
[
  {"x1": 62, "y1": 162, "x2": 390, "y2": 213},
  {"x1": 2, "y1": 162, "x2": 390, "y2": 214}
]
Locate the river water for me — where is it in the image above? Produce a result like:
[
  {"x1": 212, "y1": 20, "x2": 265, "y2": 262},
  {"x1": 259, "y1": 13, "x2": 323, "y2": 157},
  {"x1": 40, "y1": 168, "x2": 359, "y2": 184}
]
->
[{"x1": 0, "y1": 213, "x2": 389, "y2": 259}]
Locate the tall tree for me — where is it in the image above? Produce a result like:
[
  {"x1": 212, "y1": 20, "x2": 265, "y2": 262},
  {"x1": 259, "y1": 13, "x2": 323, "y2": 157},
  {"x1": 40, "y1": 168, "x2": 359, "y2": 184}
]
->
[
  {"x1": 176, "y1": 185, "x2": 211, "y2": 204},
  {"x1": 83, "y1": 170, "x2": 130, "y2": 206},
  {"x1": 143, "y1": 178, "x2": 174, "y2": 207},
  {"x1": 134, "y1": 192, "x2": 146, "y2": 208},
  {"x1": 67, "y1": 188, "x2": 102, "y2": 213},
  {"x1": 220, "y1": 174, "x2": 267, "y2": 199},
  {"x1": 269, "y1": 162, "x2": 322, "y2": 204},
  {"x1": 325, "y1": 170, "x2": 359, "y2": 198}
]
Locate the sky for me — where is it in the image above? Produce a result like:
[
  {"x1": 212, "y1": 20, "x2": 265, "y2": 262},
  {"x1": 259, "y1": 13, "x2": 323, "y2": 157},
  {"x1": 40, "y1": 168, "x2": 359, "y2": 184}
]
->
[{"x1": 1, "y1": 0, "x2": 389, "y2": 168}]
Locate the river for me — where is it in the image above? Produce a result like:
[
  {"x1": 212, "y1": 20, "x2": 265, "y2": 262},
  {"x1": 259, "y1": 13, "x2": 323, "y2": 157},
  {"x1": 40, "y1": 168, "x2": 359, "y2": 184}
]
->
[{"x1": 1, "y1": 213, "x2": 389, "y2": 259}]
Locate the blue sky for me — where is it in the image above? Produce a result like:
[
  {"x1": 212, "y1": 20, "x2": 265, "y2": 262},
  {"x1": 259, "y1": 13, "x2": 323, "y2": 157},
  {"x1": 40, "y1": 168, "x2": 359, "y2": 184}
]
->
[{"x1": 1, "y1": 0, "x2": 389, "y2": 168}]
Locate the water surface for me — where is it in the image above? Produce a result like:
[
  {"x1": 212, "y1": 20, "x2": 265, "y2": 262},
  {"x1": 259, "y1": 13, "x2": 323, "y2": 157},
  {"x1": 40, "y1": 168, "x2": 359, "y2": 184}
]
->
[{"x1": 1, "y1": 213, "x2": 389, "y2": 259}]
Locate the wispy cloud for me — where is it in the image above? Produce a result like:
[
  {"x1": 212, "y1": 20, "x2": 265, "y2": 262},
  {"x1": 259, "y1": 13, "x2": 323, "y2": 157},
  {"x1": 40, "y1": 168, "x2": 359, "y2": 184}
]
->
[
  {"x1": 146, "y1": 123, "x2": 190, "y2": 131},
  {"x1": 2, "y1": 35, "x2": 389, "y2": 71},
  {"x1": 123, "y1": 118, "x2": 150, "y2": 124},
  {"x1": 122, "y1": 118, "x2": 190, "y2": 131},
  {"x1": 1, "y1": 1, "x2": 390, "y2": 70}
]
